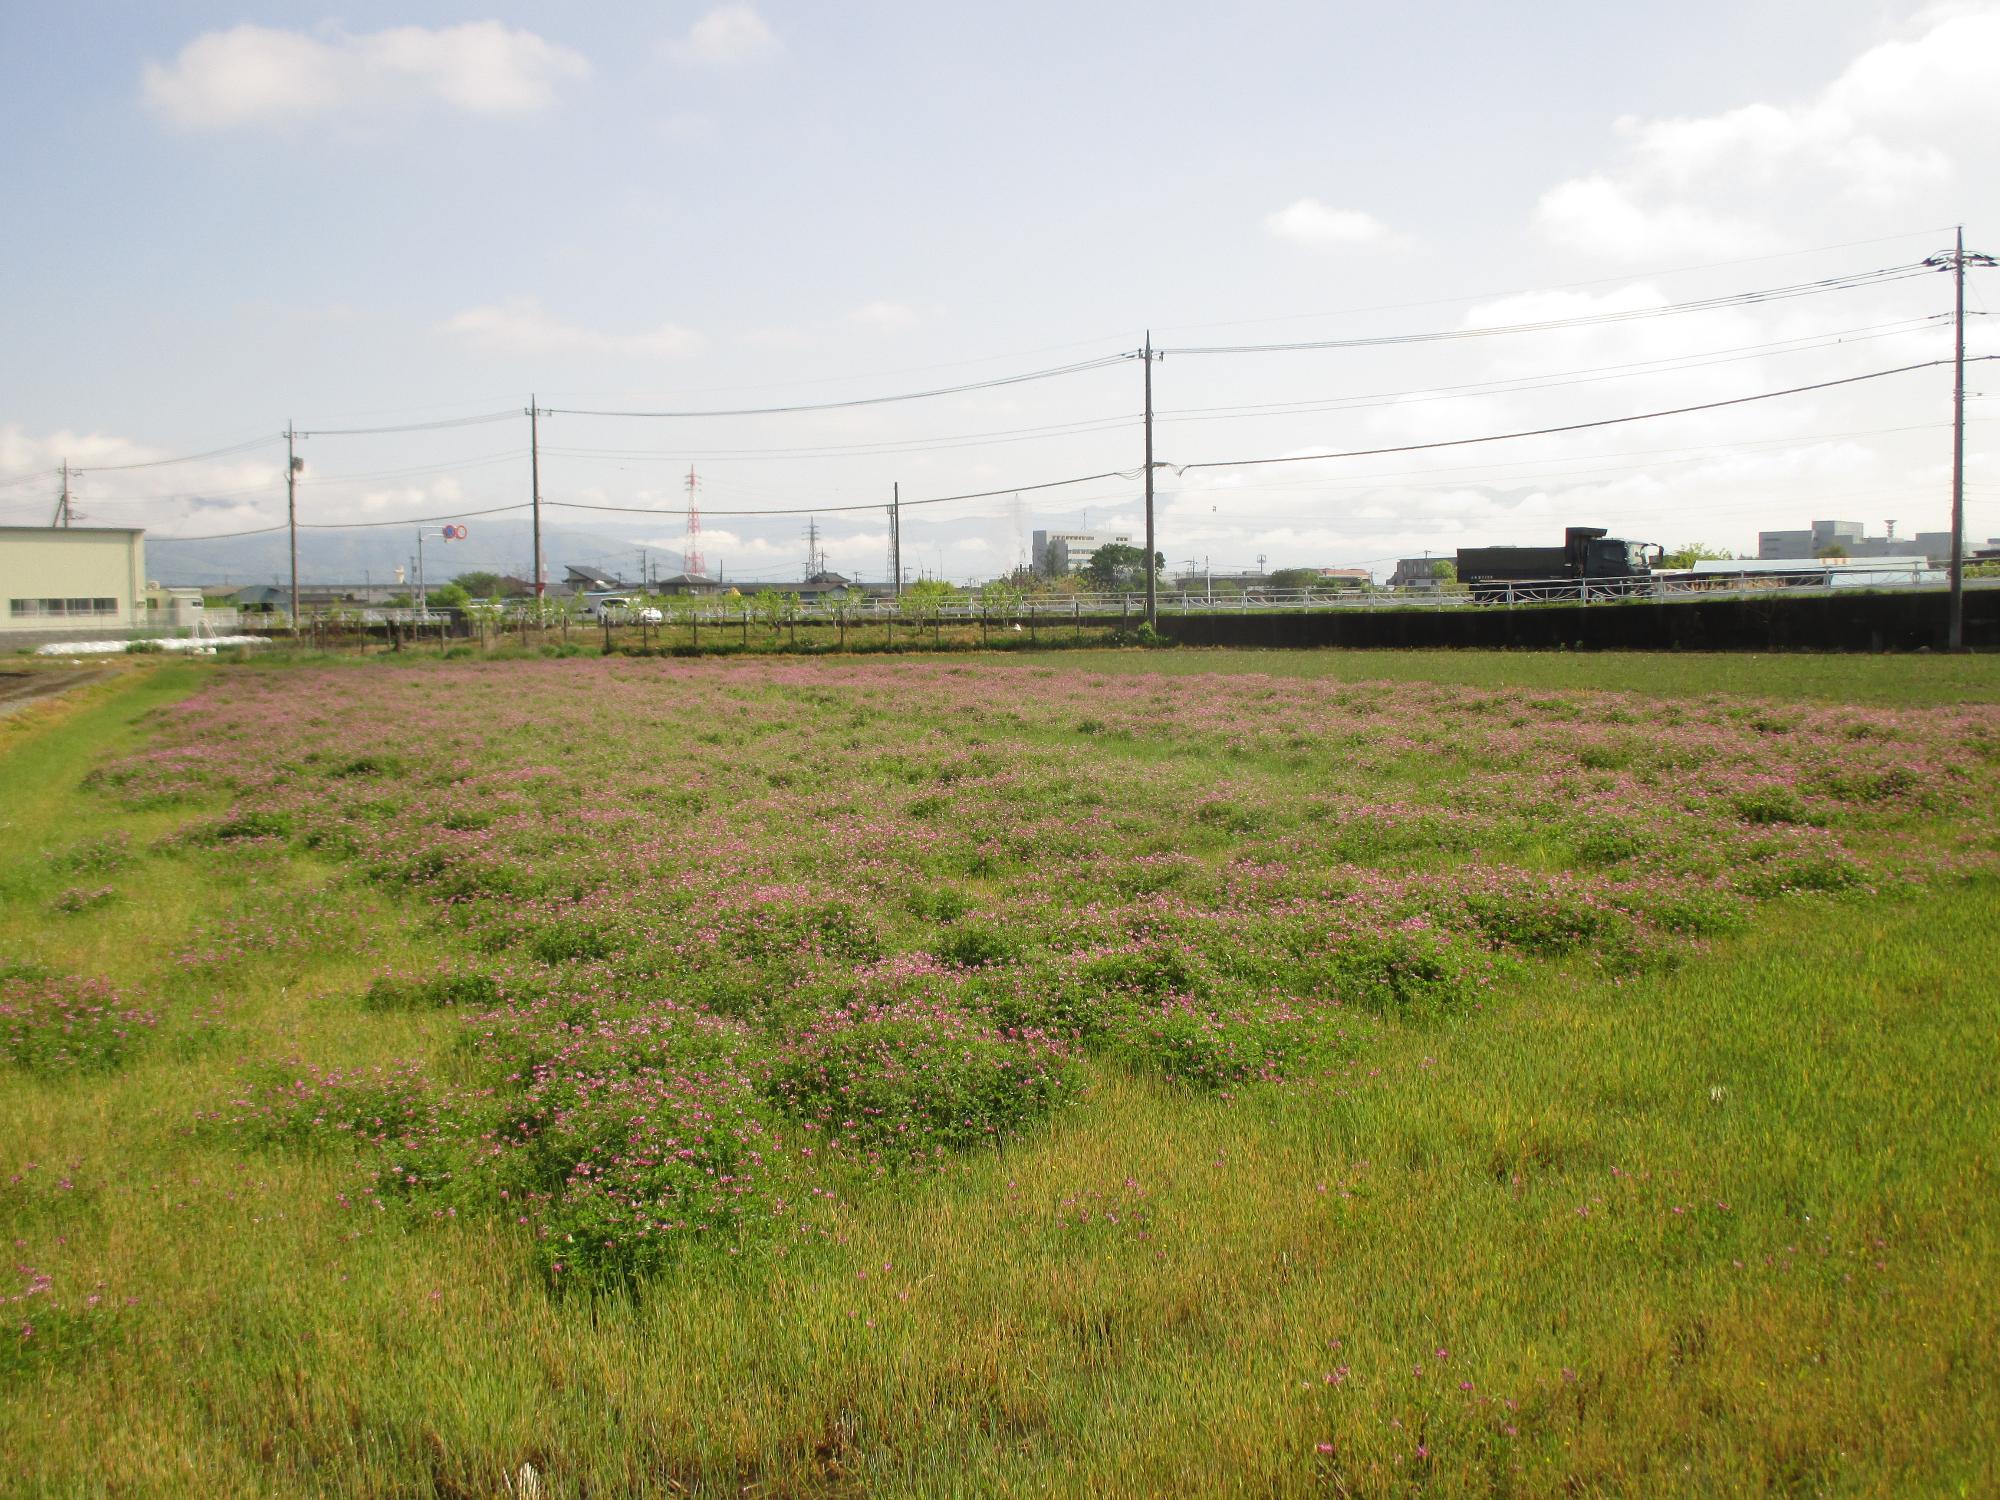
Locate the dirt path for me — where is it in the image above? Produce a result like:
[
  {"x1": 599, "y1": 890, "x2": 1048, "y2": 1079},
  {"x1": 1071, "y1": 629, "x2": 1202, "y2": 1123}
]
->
[{"x1": 0, "y1": 668, "x2": 103, "y2": 718}]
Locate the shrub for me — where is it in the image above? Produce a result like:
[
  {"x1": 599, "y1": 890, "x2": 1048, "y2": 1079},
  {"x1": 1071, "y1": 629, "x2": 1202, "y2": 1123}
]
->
[
  {"x1": 1462, "y1": 888, "x2": 1613, "y2": 957},
  {"x1": 204, "y1": 809, "x2": 293, "y2": 842},
  {"x1": 361, "y1": 971, "x2": 502, "y2": 1011},
  {"x1": 765, "y1": 1007, "x2": 1077, "y2": 1162},
  {"x1": 1731, "y1": 787, "x2": 1812, "y2": 826},
  {"x1": 933, "y1": 922, "x2": 1020, "y2": 969},
  {"x1": 0, "y1": 974, "x2": 156, "y2": 1074},
  {"x1": 224, "y1": 1063, "x2": 441, "y2": 1152},
  {"x1": 906, "y1": 886, "x2": 974, "y2": 924},
  {"x1": 1736, "y1": 852, "x2": 1865, "y2": 898},
  {"x1": 1075, "y1": 943, "x2": 1205, "y2": 1001},
  {"x1": 44, "y1": 833, "x2": 132, "y2": 874},
  {"x1": 329, "y1": 754, "x2": 403, "y2": 779},
  {"x1": 1571, "y1": 826, "x2": 1646, "y2": 867},
  {"x1": 1106, "y1": 1000, "x2": 1311, "y2": 1089},
  {"x1": 50, "y1": 885, "x2": 117, "y2": 915},
  {"x1": 1303, "y1": 930, "x2": 1487, "y2": 1015}
]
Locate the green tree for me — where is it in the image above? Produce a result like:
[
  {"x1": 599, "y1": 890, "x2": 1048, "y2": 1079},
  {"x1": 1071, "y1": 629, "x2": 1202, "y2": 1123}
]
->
[
  {"x1": 429, "y1": 582, "x2": 472, "y2": 610},
  {"x1": 977, "y1": 579, "x2": 1024, "y2": 619},
  {"x1": 753, "y1": 588, "x2": 787, "y2": 640},
  {"x1": 1266, "y1": 567, "x2": 1320, "y2": 591},
  {"x1": 451, "y1": 570, "x2": 503, "y2": 597},
  {"x1": 1816, "y1": 544, "x2": 1849, "y2": 560},
  {"x1": 1083, "y1": 544, "x2": 1166, "y2": 590},
  {"x1": 1661, "y1": 543, "x2": 1734, "y2": 569},
  {"x1": 899, "y1": 578, "x2": 961, "y2": 617}
]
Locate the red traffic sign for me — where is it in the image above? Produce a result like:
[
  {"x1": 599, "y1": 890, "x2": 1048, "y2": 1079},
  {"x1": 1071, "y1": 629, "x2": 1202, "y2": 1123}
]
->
[{"x1": 440, "y1": 524, "x2": 468, "y2": 540}]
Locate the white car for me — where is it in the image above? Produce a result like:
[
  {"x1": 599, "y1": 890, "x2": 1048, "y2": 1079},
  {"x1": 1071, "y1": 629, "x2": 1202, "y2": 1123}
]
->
[{"x1": 636, "y1": 607, "x2": 663, "y2": 625}]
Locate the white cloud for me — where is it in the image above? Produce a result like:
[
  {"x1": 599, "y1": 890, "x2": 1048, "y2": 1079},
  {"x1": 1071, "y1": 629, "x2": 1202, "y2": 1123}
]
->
[
  {"x1": 664, "y1": 6, "x2": 778, "y2": 66},
  {"x1": 360, "y1": 477, "x2": 463, "y2": 515},
  {"x1": 444, "y1": 298, "x2": 704, "y2": 359},
  {"x1": 1536, "y1": 6, "x2": 1999, "y2": 258},
  {"x1": 847, "y1": 301, "x2": 922, "y2": 331},
  {"x1": 1264, "y1": 199, "x2": 1392, "y2": 249},
  {"x1": 141, "y1": 22, "x2": 588, "y2": 131},
  {"x1": 1534, "y1": 178, "x2": 1782, "y2": 262}
]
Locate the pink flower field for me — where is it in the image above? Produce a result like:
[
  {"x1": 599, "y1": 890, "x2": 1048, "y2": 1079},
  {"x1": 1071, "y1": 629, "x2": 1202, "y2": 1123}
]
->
[
  {"x1": 81, "y1": 657, "x2": 1998, "y2": 1289},
  {"x1": 8, "y1": 653, "x2": 1999, "y2": 1496}
]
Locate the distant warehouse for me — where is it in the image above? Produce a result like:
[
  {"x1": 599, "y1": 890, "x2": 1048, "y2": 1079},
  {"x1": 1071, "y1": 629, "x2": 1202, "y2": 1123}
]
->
[{"x1": 1, "y1": 526, "x2": 147, "y2": 635}]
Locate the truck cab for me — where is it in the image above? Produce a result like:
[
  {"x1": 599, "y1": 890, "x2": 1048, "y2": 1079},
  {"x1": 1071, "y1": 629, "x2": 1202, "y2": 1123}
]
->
[{"x1": 1570, "y1": 528, "x2": 1659, "y2": 580}]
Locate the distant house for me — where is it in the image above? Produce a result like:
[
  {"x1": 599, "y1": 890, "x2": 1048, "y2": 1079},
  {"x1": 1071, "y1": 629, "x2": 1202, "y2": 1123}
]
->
[
  {"x1": 563, "y1": 564, "x2": 625, "y2": 594},
  {"x1": 1389, "y1": 558, "x2": 1450, "y2": 591},
  {"x1": 650, "y1": 572, "x2": 733, "y2": 597},
  {"x1": 725, "y1": 572, "x2": 860, "y2": 603},
  {"x1": 229, "y1": 585, "x2": 289, "y2": 614}
]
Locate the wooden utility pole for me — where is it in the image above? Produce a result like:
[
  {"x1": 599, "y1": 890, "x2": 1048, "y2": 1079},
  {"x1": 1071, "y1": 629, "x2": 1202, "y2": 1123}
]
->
[
  {"x1": 529, "y1": 397, "x2": 543, "y2": 603},
  {"x1": 1952, "y1": 228, "x2": 1967, "y2": 650},
  {"x1": 1930, "y1": 227, "x2": 1995, "y2": 651},
  {"x1": 286, "y1": 423, "x2": 300, "y2": 631},
  {"x1": 1143, "y1": 333, "x2": 1158, "y2": 629}
]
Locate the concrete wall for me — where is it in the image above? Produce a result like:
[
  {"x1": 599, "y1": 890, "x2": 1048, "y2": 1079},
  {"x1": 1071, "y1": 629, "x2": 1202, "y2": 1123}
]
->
[
  {"x1": 1151, "y1": 589, "x2": 1998, "y2": 653},
  {"x1": 0, "y1": 528, "x2": 147, "y2": 633}
]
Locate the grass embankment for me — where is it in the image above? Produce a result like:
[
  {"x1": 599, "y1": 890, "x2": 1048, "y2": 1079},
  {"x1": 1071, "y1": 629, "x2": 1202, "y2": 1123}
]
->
[
  {"x1": 1, "y1": 656, "x2": 1995, "y2": 1497},
  {"x1": 999, "y1": 647, "x2": 2000, "y2": 708}
]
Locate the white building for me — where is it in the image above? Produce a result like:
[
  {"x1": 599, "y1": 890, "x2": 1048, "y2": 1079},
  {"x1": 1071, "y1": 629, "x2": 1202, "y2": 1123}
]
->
[
  {"x1": 1031, "y1": 528, "x2": 1134, "y2": 577},
  {"x1": 1, "y1": 526, "x2": 147, "y2": 635}
]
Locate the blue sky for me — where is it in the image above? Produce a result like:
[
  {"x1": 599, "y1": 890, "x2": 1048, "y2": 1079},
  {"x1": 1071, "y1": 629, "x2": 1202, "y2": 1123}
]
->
[{"x1": 2, "y1": 2, "x2": 1994, "y2": 583}]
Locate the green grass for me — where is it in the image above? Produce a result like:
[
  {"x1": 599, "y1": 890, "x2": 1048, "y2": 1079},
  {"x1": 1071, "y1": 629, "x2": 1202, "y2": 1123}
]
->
[
  {"x1": 1, "y1": 657, "x2": 1995, "y2": 1497},
  {"x1": 997, "y1": 647, "x2": 2000, "y2": 707}
]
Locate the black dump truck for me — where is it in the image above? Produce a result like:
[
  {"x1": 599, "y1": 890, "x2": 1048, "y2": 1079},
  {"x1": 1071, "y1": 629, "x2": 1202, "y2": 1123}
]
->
[{"x1": 1455, "y1": 526, "x2": 1662, "y2": 602}]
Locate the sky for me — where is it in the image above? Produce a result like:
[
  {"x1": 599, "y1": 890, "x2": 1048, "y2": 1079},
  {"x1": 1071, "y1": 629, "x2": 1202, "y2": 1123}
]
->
[{"x1": 1, "y1": 0, "x2": 1996, "y2": 586}]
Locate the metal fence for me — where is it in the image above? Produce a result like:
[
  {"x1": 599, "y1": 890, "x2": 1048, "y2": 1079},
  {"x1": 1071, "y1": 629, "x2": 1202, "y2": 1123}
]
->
[{"x1": 264, "y1": 566, "x2": 1994, "y2": 632}]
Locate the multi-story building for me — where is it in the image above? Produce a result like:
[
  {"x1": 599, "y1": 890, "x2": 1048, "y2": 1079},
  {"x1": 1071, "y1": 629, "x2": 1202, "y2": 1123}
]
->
[
  {"x1": 1031, "y1": 528, "x2": 1134, "y2": 577},
  {"x1": 1758, "y1": 520, "x2": 1955, "y2": 561}
]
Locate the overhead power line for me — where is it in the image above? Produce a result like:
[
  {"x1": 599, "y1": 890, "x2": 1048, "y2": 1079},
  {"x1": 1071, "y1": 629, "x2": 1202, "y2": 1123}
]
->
[
  {"x1": 1152, "y1": 227, "x2": 1959, "y2": 338},
  {"x1": 546, "y1": 467, "x2": 1143, "y2": 520},
  {"x1": 151, "y1": 500, "x2": 535, "y2": 543},
  {"x1": 541, "y1": 353, "x2": 1132, "y2": 420},
  {"x1": 1157, "y1": 318, "x2": 1945, "y2": 428},
  {"x1": 1173, "y1": 358, "x2": 1987, "y2": 474},
  {"x1": 1159, "y1": 264, "x2": 1938, "y2": 357},
  {"x1": 296, "y1": 410, "x2": 523, "y2": 438},
  {"x1": 68, "y1": 433, "x2": 284, "y2": 473}
]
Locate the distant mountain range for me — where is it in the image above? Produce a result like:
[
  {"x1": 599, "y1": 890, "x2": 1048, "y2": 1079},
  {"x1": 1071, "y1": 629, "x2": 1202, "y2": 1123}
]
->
[{"x1": 146, "y1": 519, "x2": 715, "y2": 590}]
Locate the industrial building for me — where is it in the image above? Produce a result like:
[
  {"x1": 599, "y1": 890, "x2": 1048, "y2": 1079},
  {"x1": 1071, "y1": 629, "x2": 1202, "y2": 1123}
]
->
[
  {"x1": 1757, "y1": 519, "x2": 1954, "y2": 561},
  {"x1": 1, "y1": 526, "x2": 148, "y2": 635},
  {"x1": 1031, "y1": 528, "x2": 1133, "y2": 577}
]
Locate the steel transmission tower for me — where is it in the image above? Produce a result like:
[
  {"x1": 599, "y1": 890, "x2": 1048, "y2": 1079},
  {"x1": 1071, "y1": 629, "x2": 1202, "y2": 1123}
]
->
[{"x1": 682, "y1": 466, "x2": 704, "y2": 576}]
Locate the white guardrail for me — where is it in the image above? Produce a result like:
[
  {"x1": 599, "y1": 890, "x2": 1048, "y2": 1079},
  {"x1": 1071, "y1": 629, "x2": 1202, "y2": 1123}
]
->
[{"x1": 260, "y1": 566, "x2": 1992, "y2": 627}]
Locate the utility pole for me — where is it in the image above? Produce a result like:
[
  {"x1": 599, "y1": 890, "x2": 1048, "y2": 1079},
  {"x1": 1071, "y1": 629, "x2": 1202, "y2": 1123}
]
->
[
  {"x1": 1143, "y1": 333, "x2": 1158, "y2": 629},
  {"x1": 286, "y1": 424, "x2": 301, "y2": 631},
  {"x1": 1951, "y1": 226, "x2": 1968, "y2": 652},
  {"x1": 891, "y1": 483, "x2": 902, "y2": 600},
  {"x1": 52, "y1": 461, "x2": 72, "y2": 527},
  {"x1": 529, "y1": 397, "x2": 543, "y2": 601},
  {"x1": 1926, "y1": 227, "x2": 1995, "y2": 651}
]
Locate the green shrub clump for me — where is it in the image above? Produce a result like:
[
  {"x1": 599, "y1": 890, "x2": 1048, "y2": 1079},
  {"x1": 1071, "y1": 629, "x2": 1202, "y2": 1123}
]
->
[
  {"x1": 361, "y1": 971, "x2": 502, "y2": 1011},
  {"x1": 0, "y1": 974, "x2": 157, "y2": 1074},
  {"x1": 765, "y1": 1006, "x2": 1077, "y2": 1162}
]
